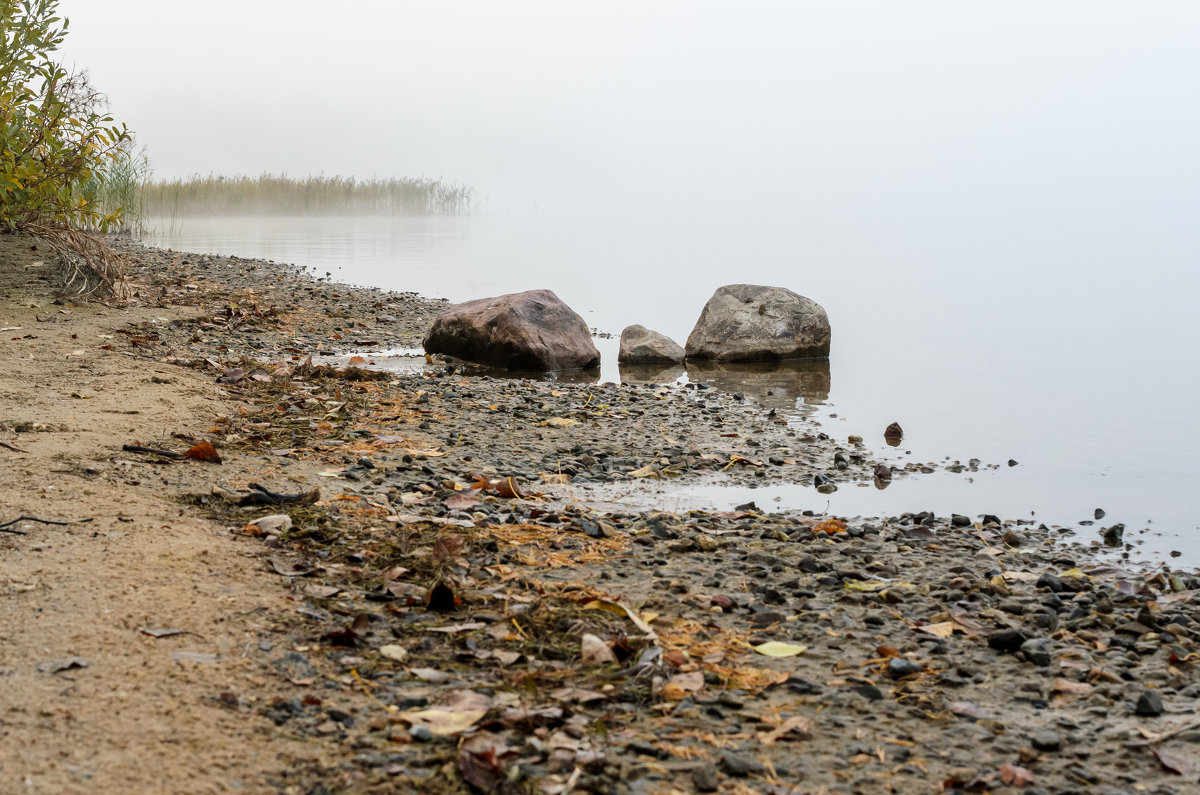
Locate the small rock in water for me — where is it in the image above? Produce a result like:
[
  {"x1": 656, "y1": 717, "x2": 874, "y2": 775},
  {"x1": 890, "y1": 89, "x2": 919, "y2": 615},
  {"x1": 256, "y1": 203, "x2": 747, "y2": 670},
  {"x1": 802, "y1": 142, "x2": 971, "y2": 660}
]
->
[
  {"x1": 1102, "y1": 523, "x2": 1125, "y2": 547},
  {"x1": 1094, "y1": 507, "x2": 1106, "y2": 520},
  {"x1": 1008, "y1": 458, "x2": 1019, "y2": 466}
]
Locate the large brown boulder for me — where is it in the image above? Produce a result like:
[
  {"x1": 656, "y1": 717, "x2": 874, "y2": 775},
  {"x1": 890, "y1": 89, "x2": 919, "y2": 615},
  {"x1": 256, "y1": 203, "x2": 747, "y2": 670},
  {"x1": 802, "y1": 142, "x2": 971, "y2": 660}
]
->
[
  {"x1": 423, "y1": 289, "x2": 600, "y2": 371},
  {"x1": 685, "y1": 284, "x2": 830, "y2": 362},
  {"x1": 618, "y1": 324, "x2": 685, "y2": 364}
]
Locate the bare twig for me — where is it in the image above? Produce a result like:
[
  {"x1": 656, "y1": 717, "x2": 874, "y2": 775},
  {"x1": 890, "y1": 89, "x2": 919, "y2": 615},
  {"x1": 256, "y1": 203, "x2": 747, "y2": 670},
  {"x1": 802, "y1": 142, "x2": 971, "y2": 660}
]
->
[
  {"x1": 0, "y1": 441, "x2": 29, "y2": 453},
  {"x1": 0, "y1": 515, "x2": 94, "y2": 535},
  {"x1": 121, "y1": 444, "x2": 184, "y2": 459},
  {"x1": 1126, "y1": 720, "x2": 1200, "y2": 748}
]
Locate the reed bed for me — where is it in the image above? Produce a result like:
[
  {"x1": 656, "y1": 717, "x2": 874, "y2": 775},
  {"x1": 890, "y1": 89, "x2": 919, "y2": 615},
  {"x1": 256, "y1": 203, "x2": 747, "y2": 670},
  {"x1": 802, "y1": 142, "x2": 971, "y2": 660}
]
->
[{"x1": 142, "y1": 174, "x2": 474, "y2": 217}]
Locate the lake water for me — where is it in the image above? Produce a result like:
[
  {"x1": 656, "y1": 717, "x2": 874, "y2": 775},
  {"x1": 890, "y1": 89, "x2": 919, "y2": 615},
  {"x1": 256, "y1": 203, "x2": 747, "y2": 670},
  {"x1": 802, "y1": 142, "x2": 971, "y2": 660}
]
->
[{"x1": 143, "y1": 213, "x2": 1200, "y2": 565}]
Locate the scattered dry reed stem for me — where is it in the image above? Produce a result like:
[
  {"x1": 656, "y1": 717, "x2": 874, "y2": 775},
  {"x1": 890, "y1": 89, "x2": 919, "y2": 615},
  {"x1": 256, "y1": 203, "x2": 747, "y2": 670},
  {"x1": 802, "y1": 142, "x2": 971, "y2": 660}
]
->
[{"x1": 20, "y1": 221, "x2": 130, "y2": 299}]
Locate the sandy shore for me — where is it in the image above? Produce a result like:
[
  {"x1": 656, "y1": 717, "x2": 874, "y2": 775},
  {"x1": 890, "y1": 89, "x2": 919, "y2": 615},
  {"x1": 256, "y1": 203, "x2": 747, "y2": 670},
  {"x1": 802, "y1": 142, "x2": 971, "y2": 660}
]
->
[{"x1": 2, "y1": 233, "x2": 1198, "y2": 794}]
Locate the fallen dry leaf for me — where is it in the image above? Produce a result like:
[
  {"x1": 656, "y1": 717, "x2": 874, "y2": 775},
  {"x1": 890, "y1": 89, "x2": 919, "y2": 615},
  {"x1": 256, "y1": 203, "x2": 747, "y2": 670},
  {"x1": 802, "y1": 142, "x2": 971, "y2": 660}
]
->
[
  {"x1": 759, "y1": 715, "x2": 813, "y2": 746},
  {"x1": 752, "y1": 641, "x2": 807, "y2": 658},
  {"x1": 581, "y1": 633, "x2": 616, "y2": 665},
  {"x1": 812, "y1": 518, "x2": 847, "y2": 534},
  {"x1": 184, "y1": 441, "x2": 221, "y2": 464},
  {"x1": 402, "y1": 707, "x2": 487, "y2": 736},
  {"x1": 1053, "y1": 679, "x2": 1093, "y2": 697},
  {"x1": 660, "y1": 670, "x2": 705, "y2": 700},
  {"x1": 916, "y1": 622, "x2": 955, "y2": 639},
  {"x1": 1152, "y1": 747, "x2": 1194, "y2": 776},
  {"x1": 379, "y1": 644, "x2": 408, "y2": 663},
  {"x1": 433, "y1": 534, "x2": 465, "y2": 562},
  {"x1": 1000, "y1": 763, "x2": 1035, "y2": 786}
]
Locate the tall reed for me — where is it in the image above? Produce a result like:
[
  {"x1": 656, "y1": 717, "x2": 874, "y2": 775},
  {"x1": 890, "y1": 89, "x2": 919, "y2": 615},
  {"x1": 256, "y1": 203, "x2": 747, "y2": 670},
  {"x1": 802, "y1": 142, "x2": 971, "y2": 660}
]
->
[
  {"x1": 76, "y1": 139, "x2": 152, "y2": 236},
  {"x1": 141, "y1": 174, "x2": 474, "y2": 217}
]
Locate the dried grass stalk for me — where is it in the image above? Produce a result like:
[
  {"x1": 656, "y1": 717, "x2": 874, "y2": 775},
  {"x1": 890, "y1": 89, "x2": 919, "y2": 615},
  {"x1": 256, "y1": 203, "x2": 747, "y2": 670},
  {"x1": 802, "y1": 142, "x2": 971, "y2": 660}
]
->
[{"x1": 20, "y1": 222, "x2": 130, "y2": 300}]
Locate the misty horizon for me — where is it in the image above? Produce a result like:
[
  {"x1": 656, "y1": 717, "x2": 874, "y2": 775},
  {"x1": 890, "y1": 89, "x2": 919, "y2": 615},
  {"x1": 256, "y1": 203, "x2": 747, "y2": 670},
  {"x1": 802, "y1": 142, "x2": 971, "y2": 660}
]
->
[{"x1": 57, "y1": 1, "x2": 1200, "y2": 238}]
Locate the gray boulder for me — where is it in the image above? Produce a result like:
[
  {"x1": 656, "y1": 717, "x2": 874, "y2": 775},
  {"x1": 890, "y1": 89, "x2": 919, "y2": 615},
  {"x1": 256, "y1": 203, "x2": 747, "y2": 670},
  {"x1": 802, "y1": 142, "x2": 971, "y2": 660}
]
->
[
  {"x1": 618, "y1": 324, "x2": 685, "y2": 364},
  {"x1": 685, "y1": 284, "x2": 830, "y2": 362},
  {"x1": 423, "y1": 289, "x2": 600, "y2": 371}
]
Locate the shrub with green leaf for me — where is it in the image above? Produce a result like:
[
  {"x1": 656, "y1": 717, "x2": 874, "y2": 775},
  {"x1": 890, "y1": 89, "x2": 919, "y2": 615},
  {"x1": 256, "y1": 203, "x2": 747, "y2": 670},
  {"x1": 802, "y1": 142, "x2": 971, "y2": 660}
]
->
[{"x1": 1, "y1": 0, "x2": 132, "y2": 295}]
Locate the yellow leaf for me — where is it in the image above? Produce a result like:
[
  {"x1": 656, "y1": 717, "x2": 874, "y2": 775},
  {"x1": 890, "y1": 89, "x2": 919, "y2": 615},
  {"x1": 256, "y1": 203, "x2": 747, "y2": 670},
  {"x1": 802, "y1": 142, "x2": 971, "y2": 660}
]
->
[
  {"x1": 399, "y1": 708, "x2": 486, "y2": 736},
  {"x1": 628, "y1": 464, "x2": 656, "y2": 478},
  {"x1": 378, "y1": 645, "x2": 408, "y2": 662},
  {"x1": 916, "y1": 621, "x2": 955, "y2": 638},
  {"x1": 845, "y1": 580, "x2": 888, "y2": 592},
  {"x1": 753, "y1": 641, "x2": 807, "y2": 658},
  {"x1": 540, "y1": 416, "x2": 580, "y2": 428}
]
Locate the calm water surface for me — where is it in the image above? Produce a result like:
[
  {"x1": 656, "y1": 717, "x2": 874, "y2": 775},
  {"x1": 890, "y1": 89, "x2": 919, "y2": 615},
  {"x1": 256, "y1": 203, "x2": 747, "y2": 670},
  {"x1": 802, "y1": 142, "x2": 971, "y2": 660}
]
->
[{"x1": 144, "y1": 213, "x2": 1200, "y2": 565}]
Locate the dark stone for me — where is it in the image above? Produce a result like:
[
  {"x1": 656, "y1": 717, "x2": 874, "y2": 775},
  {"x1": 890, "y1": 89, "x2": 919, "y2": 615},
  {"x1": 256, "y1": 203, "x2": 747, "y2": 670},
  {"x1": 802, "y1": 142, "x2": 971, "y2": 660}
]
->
[
  {"x1": 950, "y1": 514, "x2": 971, "y2": 527},
  {"x1": 786, "y1": 675, "x2": 822, "y2": 695},
  {"x1": 851, "y1": 683, "x2": 884, "y2": 701},
  {"x1": 423, "y1": 289, "x2": 600, "y2": 371},
  {"x1": 888, "y1": 658, "x2": 923, "y2": 679},
  {"x1": 691, "y1": 763, "x2": 720, "y2": 792},
  {"x1": 1020, "y1": 638, "x2": 1052, "y2": 667},
  {"x1": 988, "y1": 628, "x2": 1028, "y2": 654},
  {"x1": 1037, "y1": 573, "x2": 1065, "y2": 593},
  {"x1": 1135, "y1": 690, "x2": 1164, "y2": 717},
  {"x1": 685, "y1": 284, "x2": 831, "y2": 362},
  {"x1": 1031, "y1": 730, "x2": 1062, "y2": 752},
  {"x1": 627, "y1": 741, "x2": 669, "y2": 759},
  {"x1": 719, "y1": 751, "x2": 759, "y2": 777},
  {"x1": 618, "y1": 324, "x2": 685, "y2": 364}
]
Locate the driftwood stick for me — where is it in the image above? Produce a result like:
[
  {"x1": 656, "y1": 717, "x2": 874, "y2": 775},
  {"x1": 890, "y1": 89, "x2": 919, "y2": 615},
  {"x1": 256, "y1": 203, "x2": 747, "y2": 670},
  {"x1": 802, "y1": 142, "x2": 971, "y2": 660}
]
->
[
  {"x1": 122, "y1": 444, "x2": 185, "y2": 459},
  {"x1": 1126, "y1": 720, "x2": 1200, "y2": 748},
  {"x1": 0, "y1": 515, "x2": 95, "y2": 535},
  {"x1": 0, "y1": 441, "x2": 29, "y2": 453}
]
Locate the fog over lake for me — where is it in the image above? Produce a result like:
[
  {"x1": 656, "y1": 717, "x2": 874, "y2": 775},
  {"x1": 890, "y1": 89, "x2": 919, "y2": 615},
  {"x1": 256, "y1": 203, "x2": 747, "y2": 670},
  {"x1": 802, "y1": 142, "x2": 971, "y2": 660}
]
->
[{"x1": 62, "y1": 2, "x2": 1200, "y2": 561}]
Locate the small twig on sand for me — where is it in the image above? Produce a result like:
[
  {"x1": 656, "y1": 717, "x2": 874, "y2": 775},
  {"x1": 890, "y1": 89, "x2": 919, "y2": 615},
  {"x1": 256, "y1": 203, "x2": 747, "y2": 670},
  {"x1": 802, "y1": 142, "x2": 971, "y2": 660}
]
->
[
  {"x1": 0, "y1": 441, "x2": 29, "y2": 453},
  {"x1": 121, "y1": 444, "x2": 185, "y2": 459},
  {"x1": 0, "y1": 515, "x2": 94, "y2": 535},
  {"x1": 1126, "y1": 720, "x2": 1200, "y2": 748}
]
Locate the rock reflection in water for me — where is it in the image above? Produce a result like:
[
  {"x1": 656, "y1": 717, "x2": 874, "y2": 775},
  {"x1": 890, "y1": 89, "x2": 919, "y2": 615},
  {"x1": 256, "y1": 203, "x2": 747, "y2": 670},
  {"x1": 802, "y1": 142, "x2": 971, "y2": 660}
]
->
[
  {"x1": 683, "y1": 359, "x2": 831, "y2": 411},
  {"x1": 617, "y1": 362, "x2": 686, "y2": 386}
]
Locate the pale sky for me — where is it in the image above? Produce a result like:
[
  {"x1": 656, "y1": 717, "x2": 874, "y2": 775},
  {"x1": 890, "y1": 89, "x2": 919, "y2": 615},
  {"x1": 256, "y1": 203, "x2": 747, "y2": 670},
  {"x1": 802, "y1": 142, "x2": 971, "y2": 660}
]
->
[{"x1": 56, "y1": 1, "x2": 1200, "y2": 224}]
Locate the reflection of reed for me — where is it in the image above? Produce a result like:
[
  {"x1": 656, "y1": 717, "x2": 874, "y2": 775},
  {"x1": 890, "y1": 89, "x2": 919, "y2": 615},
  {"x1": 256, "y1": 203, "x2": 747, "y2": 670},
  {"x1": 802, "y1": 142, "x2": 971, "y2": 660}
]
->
[{"x1": 683, "y1": 359, "x2": 831, "y2": 410}]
